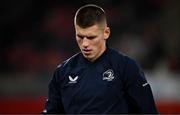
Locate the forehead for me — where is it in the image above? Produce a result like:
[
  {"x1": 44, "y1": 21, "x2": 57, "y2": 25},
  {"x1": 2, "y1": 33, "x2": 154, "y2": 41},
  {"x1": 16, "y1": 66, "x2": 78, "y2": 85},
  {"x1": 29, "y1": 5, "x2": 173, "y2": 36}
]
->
[{"x1": 75, "y1": 24, "x2": 103, "y2": 35}]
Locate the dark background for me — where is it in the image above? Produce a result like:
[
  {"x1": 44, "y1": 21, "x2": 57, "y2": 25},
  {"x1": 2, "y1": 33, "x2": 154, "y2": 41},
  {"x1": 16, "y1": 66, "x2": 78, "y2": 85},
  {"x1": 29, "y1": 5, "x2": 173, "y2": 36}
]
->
[{"x1": 0, "y1": 0, "x2": 180, "y2": 113}]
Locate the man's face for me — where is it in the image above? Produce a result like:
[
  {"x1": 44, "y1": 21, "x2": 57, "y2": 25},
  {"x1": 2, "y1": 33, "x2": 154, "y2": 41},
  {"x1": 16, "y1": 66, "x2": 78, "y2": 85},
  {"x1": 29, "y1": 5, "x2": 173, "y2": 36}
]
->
[{"x1": 75, "y1": 24, "x2": 110, "y2": 62}]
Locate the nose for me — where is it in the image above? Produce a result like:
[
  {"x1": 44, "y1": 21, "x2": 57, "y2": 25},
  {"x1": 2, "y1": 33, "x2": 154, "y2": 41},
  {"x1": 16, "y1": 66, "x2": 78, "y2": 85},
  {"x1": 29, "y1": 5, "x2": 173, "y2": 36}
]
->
[{"x1": 82, "y1": 37, "x2": 89, "y2": 48}]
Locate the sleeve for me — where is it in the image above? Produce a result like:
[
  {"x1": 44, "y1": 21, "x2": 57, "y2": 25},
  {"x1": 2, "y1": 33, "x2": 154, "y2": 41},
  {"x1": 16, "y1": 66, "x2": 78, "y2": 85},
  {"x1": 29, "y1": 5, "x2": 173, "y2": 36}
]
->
[
  {"x1": 42, "y1": 67, "x2": 65, "y2": 114},
  {"x1": 123, "y1": 58, "x2": 158, "y2": 114}
]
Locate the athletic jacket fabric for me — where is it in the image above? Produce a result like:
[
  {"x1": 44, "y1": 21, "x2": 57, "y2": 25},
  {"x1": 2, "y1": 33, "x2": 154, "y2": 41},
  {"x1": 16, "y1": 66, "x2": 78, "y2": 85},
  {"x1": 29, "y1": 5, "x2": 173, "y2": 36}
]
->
[{"x1": 43, "y1": 48, "x2": 158, "y2": 114}]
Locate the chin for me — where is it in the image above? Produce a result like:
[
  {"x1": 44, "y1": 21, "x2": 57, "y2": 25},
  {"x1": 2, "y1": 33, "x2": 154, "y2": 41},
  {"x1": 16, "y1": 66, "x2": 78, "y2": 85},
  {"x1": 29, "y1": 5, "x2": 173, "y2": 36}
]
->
[{"x1": 84, "y1": 55, "x2": 94, "y2": 61}]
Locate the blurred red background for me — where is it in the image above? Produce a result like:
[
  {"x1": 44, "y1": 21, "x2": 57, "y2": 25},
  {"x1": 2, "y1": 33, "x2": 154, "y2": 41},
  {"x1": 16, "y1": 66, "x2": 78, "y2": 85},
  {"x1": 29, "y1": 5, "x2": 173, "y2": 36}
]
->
[{"x1": 0, "y1": 98, "x2": 180, "y2": 114}]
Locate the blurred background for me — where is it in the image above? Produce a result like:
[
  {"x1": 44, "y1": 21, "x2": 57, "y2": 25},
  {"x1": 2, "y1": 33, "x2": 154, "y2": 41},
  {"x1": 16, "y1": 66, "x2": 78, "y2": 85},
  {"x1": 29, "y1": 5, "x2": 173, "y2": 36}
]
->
[{"x1": 0, "y1": 0, "x2": 180, "y2": 113}]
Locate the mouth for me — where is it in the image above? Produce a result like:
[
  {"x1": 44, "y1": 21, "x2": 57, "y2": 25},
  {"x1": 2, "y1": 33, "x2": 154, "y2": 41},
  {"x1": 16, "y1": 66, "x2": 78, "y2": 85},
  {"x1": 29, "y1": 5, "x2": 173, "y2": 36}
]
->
[{"x1": 82, "y1": 49, "x2": 92, "y2": 55}]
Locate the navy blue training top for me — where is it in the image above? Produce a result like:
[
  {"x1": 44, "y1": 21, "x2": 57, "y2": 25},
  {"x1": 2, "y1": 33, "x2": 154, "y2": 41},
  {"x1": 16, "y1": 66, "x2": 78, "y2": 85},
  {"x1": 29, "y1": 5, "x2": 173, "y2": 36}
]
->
[{"x1": 43, "y1": 48, "x2": 158, "y2": 114}]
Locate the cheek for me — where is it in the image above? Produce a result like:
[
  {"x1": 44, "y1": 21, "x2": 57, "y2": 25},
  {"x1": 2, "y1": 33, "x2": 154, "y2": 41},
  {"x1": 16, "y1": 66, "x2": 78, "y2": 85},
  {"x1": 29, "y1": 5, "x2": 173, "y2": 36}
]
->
[
  {"x1": 94, "y1": 37, "x2": 104, "y2": 48},
  {"x1": 76, "y1": 38, "x2": 82, "y2": 46}
]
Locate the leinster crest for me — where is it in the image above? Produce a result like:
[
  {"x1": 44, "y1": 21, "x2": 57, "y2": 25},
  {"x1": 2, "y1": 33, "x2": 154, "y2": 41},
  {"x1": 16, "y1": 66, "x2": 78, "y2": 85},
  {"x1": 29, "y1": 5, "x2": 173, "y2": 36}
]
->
[{"x1": 103, "y1": 69, "x2": 114, "y2": 81}]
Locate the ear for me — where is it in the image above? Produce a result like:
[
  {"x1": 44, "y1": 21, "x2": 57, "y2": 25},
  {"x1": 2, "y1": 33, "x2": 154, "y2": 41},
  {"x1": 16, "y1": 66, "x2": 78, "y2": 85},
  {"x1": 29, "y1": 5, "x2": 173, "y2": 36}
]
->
[{"x1": 104, "y1": 27, "x2": 110, "y2": 40}]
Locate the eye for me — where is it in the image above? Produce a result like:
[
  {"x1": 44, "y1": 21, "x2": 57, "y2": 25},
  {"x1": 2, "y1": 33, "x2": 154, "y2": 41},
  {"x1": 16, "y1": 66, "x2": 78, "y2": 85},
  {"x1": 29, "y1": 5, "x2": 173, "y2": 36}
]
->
[
  {"x1": 87, "y1": 36, "x2": 96, "y2": 40},
  {"x1": 77, "y1": 35, "x2": 84, "y2": 39}
]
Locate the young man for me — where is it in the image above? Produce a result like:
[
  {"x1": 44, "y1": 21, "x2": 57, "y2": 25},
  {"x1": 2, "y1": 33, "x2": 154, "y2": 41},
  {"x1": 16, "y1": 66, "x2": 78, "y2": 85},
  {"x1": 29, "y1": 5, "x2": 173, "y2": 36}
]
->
[{"x1": 42, "y1": 4, "x2": 158, "y2": 114}]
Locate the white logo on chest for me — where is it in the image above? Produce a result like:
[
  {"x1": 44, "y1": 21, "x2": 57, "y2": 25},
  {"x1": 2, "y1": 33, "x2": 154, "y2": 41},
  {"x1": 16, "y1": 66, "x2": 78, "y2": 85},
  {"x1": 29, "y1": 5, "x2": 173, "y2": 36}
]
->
[
  {"x1": 103, "y1": 69, "x2": 114, "y2": 81},
  {"x1": 68, "y1": 75, "x2": 78, "y2": 83}
]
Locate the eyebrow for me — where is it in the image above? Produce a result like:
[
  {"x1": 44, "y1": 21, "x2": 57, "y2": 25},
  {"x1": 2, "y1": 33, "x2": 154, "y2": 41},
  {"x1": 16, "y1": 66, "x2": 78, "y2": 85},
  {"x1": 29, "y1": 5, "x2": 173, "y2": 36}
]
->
[{"x1": 77, "y1": 34, "x2": 97, "y2": 38}]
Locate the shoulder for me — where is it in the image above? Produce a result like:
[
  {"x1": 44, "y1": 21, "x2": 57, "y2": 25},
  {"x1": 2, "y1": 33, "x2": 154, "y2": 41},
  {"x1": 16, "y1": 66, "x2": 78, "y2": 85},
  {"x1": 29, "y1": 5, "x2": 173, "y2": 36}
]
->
[
  {"x1": 108, "y1": 48, "x2": 133, "y2": 66},
  {"x1": 108, "y1": 48, "x2": 145, "y2": 83},
  {"x1": 52, "y1": 52, "x2": 81, "y2": 79},
  {"x1": 108, "y1": 48, "x2": 126, "y2": 59},
  {"x1": 108, "y1": 48, "x2": 142, "y2": 75},
  {"x1": 56, "y1": 52, "x2": 81, "y2": 69}
]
